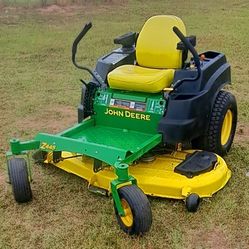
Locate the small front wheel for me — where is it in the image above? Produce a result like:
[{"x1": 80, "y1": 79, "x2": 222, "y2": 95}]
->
[
  {"x1": 7, "y1": 158, "x2": 32, "y2": 203},
  {"x1": 114, "y1": 185, "x2": 152, "y2": 235},
  {"x1": 185, "y1": 193, "x2": 200, "y2": 212}
]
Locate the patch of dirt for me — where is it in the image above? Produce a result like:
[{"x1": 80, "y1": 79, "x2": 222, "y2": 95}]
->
[
  {"x1": 38, "y1": 4, "x2": 66, "y2": 13},
  {"x1": 37, "y1": 1, "x2": 127, "y2": 15},
  {"x1": 186, "y1": 227, "x2": 230, "y2": 249},
  {"x1": 234, "y1": 122, "x2": 249, "y2": 145},
  {"x1": 16, "y1": 105, "x2": 77, "y2": 134},
  {"x1": 206, "y1": 228, "x2": 230, "y2": 249},
  {"x1": 0, "y1": 171, "x2": 5, "y2": 185},
  {"x1": 1, "y1": 1, "x2": 127, "y2": 16}
]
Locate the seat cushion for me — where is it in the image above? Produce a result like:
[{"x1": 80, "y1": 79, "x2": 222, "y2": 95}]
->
[{"x1": 108, "y1": 65, "x2": 174, "y2": 93}]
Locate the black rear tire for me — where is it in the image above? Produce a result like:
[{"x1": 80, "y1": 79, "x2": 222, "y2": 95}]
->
[
  {"x1": 192, "y1": 90, "x2": 237, "y2": 156},
  {"x1": 7, "y1": 158, "x2": 32, "y2": 203},
  {"x1": 114, "y1": 185, "x2": 152, "y2": 235}
]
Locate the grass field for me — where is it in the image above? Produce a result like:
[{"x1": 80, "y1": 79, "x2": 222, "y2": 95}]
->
[{"x1": 1, "y1": 0, "x2": 249, "y2": 248}]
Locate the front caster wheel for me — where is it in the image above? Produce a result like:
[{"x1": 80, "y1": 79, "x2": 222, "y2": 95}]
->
[
  {"x1": 185, "y1": 193, "x2": 200, "y2": 212},
  {"x1": 7, "y1": 158, "x2": 32, "y2": 203},
  {"x1": 114, "y1": 185, "x2": 152, "y2": 235}
]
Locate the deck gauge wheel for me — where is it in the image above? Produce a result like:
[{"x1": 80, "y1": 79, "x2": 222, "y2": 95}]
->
[{"x1": 185, "y1": 193, "x2": 200, "y2": 212}]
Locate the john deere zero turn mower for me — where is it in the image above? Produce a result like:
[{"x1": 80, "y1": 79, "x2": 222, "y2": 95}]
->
[{"x1": 6, "y1": 15, "x2": 237, "y2": 235}]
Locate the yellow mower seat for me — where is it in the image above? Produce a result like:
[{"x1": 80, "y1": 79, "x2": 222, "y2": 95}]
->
[
  {"x1": 108, "y1": 65, "x2": 174, "y2": 93},
  {"x1": 108, "y1": 15, "x2": 186, "y2": 93}
]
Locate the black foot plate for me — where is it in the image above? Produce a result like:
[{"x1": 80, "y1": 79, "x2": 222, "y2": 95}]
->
[{"x1": 174, "y1": 151, "x2": 217, "y2": 178}]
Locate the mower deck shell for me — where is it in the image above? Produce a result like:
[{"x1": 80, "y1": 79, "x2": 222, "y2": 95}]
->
[{"x1": 46, "y1": 150, "x2": 231, "y2": 199}]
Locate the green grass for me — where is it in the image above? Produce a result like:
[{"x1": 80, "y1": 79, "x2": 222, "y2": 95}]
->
[
  {"x1": 1, "y1": 1, "x2": 249, "y2": 248},
  {"x1": 0, "y1": 0, "x2": 109, "y2": 7}
]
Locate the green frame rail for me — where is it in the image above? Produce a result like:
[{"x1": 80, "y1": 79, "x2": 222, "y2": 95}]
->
[{"x1": 7, "y1": 118, "x2": 162, "y2": 216}]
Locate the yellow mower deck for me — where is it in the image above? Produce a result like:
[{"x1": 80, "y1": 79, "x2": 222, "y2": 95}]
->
[{"x1": 46, "y1": 150, "x2": 231, "y2": 199}]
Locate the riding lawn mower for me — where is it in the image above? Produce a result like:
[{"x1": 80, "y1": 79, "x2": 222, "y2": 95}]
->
[{"x1": 6, "y1": 15, "x2": 237, "y2": 235}]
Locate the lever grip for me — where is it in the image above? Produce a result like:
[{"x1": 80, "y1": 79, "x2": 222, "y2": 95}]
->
[
  {"x1": 173, "y1": 26, "x2": 200, "y2": 68},
  {"x1": 72, "y1": 22, "x2": 92, "y2": 61}
]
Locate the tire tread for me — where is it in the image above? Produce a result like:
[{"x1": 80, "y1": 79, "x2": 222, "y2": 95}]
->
[
  {"x1": 8, "y1": 158, "x2": 32, "y2": 203},
  {"x1": 193, "y1": 90, "x2": 237, "y2": 156},
  {"x1": 114, "y1": 185, "x2": 152, "y2": 235}
]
